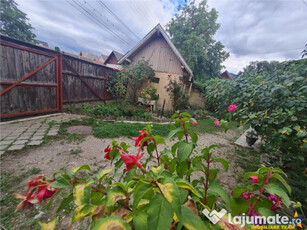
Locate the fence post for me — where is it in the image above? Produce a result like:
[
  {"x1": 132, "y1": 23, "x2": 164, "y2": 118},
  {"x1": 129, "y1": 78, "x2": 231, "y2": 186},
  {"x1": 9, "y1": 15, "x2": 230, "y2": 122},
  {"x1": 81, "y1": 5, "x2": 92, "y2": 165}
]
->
[{"x1": 104, "y1": 72, "x2": 108, "y2": 104}]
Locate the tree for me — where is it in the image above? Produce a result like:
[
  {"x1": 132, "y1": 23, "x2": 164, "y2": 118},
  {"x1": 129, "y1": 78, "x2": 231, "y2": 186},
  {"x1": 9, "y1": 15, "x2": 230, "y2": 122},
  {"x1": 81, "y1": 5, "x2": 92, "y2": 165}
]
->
[
  {"x1": 166, "y1": 0, "x2": 229, "y2": 81},
  {"x1": 0, "y1": 0, "x2": 37, "y2": 43}
]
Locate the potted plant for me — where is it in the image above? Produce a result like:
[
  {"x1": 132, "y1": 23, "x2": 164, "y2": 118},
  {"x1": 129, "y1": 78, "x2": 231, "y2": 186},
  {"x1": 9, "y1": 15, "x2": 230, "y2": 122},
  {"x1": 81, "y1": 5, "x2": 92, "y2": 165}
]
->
[{"x1": 246, "y1": 130, "x2": 258, "y2": 146}]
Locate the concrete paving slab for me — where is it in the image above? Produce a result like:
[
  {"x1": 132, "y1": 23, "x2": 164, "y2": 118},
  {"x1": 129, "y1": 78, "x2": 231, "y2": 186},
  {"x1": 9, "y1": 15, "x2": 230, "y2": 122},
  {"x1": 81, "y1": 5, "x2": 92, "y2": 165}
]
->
[
  {"x1": 27, "y1": 140, "x2": 43, "y2": 146},
  {"x1": 31, "y1": 136, "x2": 44, "y2": 140},
  {"x1": 0, "y1": 145, "x2": 8, "y2": 150},
  {"x1": 0, "y1": 140, "x2": 13, "y2": 145},
  {"x1": 14, "y1": 140, "x2": 28, "y2": 145},
  {"x1": 4, "y1": 136, "x2": 18, "y2": 140},
  {"x1": 8, "y1": 144, "x2": 24, "y2": 151},
  {"x1": 0, "y1": 151, "x2": 4, "y2": 155}
]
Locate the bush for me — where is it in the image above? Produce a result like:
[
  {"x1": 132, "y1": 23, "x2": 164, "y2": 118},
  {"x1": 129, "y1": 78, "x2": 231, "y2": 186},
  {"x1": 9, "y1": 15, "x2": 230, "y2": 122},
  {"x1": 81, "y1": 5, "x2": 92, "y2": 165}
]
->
[
  {"x1": 166, "y1": 79, "x2": 189, "y2": 111},
  {"x1": 200, "y1": 59, "x2": 307, "y2": 209}
]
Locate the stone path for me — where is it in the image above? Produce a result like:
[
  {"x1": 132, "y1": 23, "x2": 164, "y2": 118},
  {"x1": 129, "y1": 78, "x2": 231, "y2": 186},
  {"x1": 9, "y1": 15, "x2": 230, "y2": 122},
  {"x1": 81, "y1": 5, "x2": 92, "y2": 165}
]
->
[{"x1": 0, "y1": 113, "x2": 85, "y2": 155}]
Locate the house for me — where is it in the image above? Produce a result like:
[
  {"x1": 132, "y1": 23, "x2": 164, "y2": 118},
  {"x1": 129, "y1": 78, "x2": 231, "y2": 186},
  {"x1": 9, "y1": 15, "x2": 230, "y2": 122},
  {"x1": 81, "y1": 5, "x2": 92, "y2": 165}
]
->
[
  {"x1": 220, "y1": 71, "x2": 237, "y2": 80},
  {"x1": 118, "y1": 24, "x2": 204, "y2": 111},
  {"x1": 104, "y1": 50, "x2": 124, "y2": 69}
]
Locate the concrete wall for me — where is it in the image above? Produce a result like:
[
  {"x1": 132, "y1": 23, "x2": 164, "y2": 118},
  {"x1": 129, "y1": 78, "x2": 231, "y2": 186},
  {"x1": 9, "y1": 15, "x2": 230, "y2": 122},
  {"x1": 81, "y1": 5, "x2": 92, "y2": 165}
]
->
[{"x1": 189, "y1": 88, "x2": 205, "y2": 108}]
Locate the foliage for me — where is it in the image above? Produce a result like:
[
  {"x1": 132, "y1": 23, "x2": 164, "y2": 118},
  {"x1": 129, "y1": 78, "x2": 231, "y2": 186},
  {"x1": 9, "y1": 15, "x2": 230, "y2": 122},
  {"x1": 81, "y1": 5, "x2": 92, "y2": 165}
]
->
[
  {"x1": 140, "y1": 85, "x2": 159, "y2": 101},
  {"x1": 166, "y1": 0, "x2": 229, "y2": 81},
  {"x1": 166, "y1": 79, "x2": 189, "y2": 111},
  {"x1": 0, "y1": 0, "x2": 37, "y2": 43},
  {"x1": 201, "y1": 59, "x2": 307, "y2": 209},
  {"x1": 80, "y1": 103, "x2": 153, "y2": 120},
  {"x1": 14, "y1": 112, "x2": 302, "y2": 230}
]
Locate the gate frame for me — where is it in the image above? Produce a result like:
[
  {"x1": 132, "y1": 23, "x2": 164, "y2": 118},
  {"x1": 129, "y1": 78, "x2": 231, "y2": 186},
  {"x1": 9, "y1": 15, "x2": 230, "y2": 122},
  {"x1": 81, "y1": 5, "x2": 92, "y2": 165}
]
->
[{"x1": 0, "y1": 41, "x2": 61, "y2": 118}]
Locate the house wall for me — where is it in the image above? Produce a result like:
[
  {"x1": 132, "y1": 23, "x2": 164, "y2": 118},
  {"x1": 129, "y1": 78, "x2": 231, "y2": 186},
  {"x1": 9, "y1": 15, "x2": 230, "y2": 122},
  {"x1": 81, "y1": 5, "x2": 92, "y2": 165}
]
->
[
  {"x1": 105, "y1": 53, "x2": 118, "y2": 65},
  {"x1": 130, "y1": 34, "x2": 184, "y2": 75}
]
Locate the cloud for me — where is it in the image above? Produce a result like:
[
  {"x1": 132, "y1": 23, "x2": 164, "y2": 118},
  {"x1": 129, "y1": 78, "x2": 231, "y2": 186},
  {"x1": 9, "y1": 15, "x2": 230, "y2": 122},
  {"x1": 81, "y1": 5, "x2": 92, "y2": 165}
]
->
[{"x1": 15, "y1": 0, "x2": 307, "y2": 73}]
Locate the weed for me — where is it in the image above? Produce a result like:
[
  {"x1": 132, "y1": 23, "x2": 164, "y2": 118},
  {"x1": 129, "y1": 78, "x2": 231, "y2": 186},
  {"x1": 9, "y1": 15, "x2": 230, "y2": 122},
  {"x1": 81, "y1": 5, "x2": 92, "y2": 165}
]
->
[
  {"x1": 66, "y1": 134, "x2": 85, "y2": 143},
  {"x1": 29, "y1": 167, "x2": 41, "y2": 175},
  {"x1": 70, "y1": 148, "x2": 82, "y2": 155}
]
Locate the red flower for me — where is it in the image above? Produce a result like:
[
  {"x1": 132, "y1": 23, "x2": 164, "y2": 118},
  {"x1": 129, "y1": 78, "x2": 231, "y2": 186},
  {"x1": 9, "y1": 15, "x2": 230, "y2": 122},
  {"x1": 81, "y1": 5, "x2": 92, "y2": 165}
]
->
[
  {"x1": 122, "y1": 69, "x2": 125, "y2": 71},
  {"x1": 13, "y1": 192, "x2": 39, "y2": 212},
  {"x1": 228, "y1": 104, "x2": 237, "y2": 112},
  {"x1": 133, "y1": 129, "x2": 149, "y2": 149},
  {"x1": 241, "y1": 191, "x2": 252, "y2": 200},
  {"x1": 113, "y1": 68, "x2": 117, "y2": 70},
  {"x1": 130, "y1": 106, "x2": 135, "y2": 111},
  {"x1": 185, "y1": 91, "x2": 188, "y2": 94},
  {"x1": 116, "y1": 82, "x2": 119, "y2": 86},
  {"x1": 250, "y1": 176, "x2": 258, "y2": 184},
  {"x1": 168, "y1": 74, "x2": 172, "y2": 77},
  {"x1": 37, "y1": 183, "x2": 58, "y2": 202},
  {"x1": 192, "y1": 121, "x2": 197, "y2": 126},
  {"x1": 104, "y1": 146, "x2": 112, "y2": 160},
  {"x1": 120, "y1": 152, "x2": 144, "y2": 171},
  {"x1": 180, "y1": 83, "x2": 184, "y2": 87}
]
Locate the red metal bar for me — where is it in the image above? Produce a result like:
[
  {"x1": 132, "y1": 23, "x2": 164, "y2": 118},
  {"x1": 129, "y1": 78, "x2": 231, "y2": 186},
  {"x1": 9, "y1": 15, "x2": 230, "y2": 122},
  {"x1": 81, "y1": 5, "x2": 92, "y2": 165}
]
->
[
  {"x1": 0, "y1": 57, "x2": 56, "y2": 96},
  {"x1": 59, "y1": 54, "x2": 63, "y2": 111},
  {"x1": 0, "y1": 82, "x2": 57, "y2": 87},
  {"x1": 56, "y1": 55, "x2": 59, "y2": 110},
  {"x1": 0, "y1": 41, "x2": 55, "y2": 57},
  {"x1": 62, "y1": 56, "x2": 104, "y2": 101},
  {"x1": 0, "y1": 108, "x2": 59, "y2": 118}
]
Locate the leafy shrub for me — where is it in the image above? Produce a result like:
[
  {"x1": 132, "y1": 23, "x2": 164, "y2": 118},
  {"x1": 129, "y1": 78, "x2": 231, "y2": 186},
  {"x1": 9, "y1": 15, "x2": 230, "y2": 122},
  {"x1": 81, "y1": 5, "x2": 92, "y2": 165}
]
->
[
  {"x1": 14, "y1": 112, "x2": 303, "y2": 229},
  {"x1": 166, "y1": 79, "x2": 189, "y2": 111},
  {"x1": 200, "y1": 59, "x2": 307, "y2": 209}
]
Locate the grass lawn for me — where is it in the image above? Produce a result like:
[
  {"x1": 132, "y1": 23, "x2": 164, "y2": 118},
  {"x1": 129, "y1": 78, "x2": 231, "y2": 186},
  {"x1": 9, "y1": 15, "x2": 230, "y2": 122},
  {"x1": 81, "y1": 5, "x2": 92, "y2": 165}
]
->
[{"x1": 190, "y1": 118, "x2": 241, "y2": 134}]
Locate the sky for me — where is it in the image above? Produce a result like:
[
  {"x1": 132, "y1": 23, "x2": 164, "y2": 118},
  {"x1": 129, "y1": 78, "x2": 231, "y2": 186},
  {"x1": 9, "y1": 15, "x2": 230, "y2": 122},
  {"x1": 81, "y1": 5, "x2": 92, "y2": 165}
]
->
[{"x1": 15, "y1": 0, "x2": 307, "y2": 74}]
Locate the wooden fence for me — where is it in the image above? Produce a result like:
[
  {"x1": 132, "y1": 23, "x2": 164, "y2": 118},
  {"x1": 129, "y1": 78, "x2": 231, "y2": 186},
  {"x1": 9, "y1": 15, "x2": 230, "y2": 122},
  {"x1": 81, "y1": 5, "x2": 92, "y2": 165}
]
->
[{"x1": 0, "y1": 35, "x2": 115, "y2": 118}]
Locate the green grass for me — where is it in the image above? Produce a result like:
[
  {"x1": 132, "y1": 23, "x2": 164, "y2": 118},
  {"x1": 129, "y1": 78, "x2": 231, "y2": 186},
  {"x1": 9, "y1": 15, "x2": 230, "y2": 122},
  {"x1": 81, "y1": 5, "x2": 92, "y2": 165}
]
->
[
  {"x1": 0, "y1": 168, "x2": 43, "y2": 230},
  {"x1": 190, "y1": 118, "x2": 240, "y2": 134},
  {"x1": 93, "y1": 122, "x2": 170, "y2": 138}
]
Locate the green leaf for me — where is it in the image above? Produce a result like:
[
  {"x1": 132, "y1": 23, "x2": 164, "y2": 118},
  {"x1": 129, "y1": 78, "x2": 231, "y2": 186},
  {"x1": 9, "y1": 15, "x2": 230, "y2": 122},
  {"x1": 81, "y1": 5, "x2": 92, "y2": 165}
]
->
[
  {"x1": 271, "y1": 173, "x2": 291, "y2": 194},
  {"x1": 177, "y1": 141, "x2": 194, "y2": 162},
  {"x1": 147, "y1": 194, "x2": 173, "y2": 230},
  {"x1": 209, "y1": 182, "x2": 230, "y2": 207},
  {"x1": 157, "y1": 178, "x2": 181, "y2": 217},
  {"x1": 91, "y1": 216, "x2": 131, "y2": 230},
  {"x1": 243, "y1": 172, "x2": 263, "y2": 182},
  {"x1": 168, "y1": 127, "x2": 182, "y2": 139},
  {"x1": 133, "y1": 207, "x2": 148, "y2": 230},
  {"x1": 150, "y1": 165, "x2": 164, "y2": 177},
  {"x1": 96, "y1": 168, "x2": 112, "y2": 183},
  {"x1": 106, "y1": 186, "x2": 126, "y2": 207},
  {"x1": 258, "y1": 207, "x2": 276, "y2": 217},
  {"x1": 39, "y1": 216, "x2": 59, "y2": 230},
  {"x1": 73, "y1": 181, "x2": 92, "y2": 206},
  {"x1": 190, "y1": 131, "x2": 198, "y2": 143},
  {"x1": 232, "y1": 186, "x2": 249, "y2": 198},
  {"x1": 180, "y1": 206, "x2": 208, "y2": 230},
  {"x1": 147, "y1": 143, "x2": 155, "y2": 154},
  {"x1": 272, "y1": 168, "x2": 287, "y2": 177},
  {"x1": 230, "y1": 197, "x2": 249, "y2": 215},
  {"x1": 176, "y1": 161, "x2": 188, "y2": 178},
  {"x1": 213, "y1": 158, "x2": 229, "y2": 171},
  {"x1": 186, "y1": 166, "x2": 203, "y2": 177},
  {"x1": 72, "y1": 204, "x2": 95, "y2": 222},
  {"x1": 265, "y1": 184, "x2": 291, "y2": 207},
  {"x1": 154, "y1": 136, "x2": 166, "y2": 145},
  {"x1": 50, "y1": 175, "x2": 72, "y2": 189},
  {"x1": 133, "y1": 182, "x2": 153, "y2": 208},
  {"x1": 69, "y1": 164, "x2": 91, "y2": 178},
  {"x1": 176, "y1": 179, "x2": 202, "y2": 198},
  {"x1": 56, "y1": 194, "x2": 73, "y2": 213},
  {"x1": 208, "y1": 169, "x2": 219, "y2": 182}
]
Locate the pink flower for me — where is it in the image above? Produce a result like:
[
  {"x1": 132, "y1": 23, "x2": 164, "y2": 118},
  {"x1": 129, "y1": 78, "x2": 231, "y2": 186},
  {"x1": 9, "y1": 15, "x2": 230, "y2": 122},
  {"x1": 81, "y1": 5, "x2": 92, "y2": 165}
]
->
[
  {"x1": 228, "y1": 104, "x2": 237, "y2": 112},
  {"x1": 268, "y1": 194, "x2": 283, "y2": 212},
  {"x1": 116, "y1": 82, "x2": 119, "y2": 86},
  {"x1": 250, "y1": 176, "x2": 258, "y2": 184},
  {"x1": 120, "y1": 152, "x2": 144, "y2": 171},
  {"x1": 104, "y1": 146, "x2": 112, "y2": 160},
  {"x1": 214, "y1": 120, "x2": 220, "y2": 127},
  {"x1": 132, "y1": 129, "x2": 149, "y2": 149},
  {"x1": 122, "y1": 69, "x2": 125, "y2": 71},
  {"x1": 113, "y1": 68, "x2": 117, "y2": 70},
  {"x1": 214, "y1": 89, "x2": 218, "y2": 93},
  {"x1": 192, "y1": 121, "x2": 197, "y2": 126},
  {"x1": 241, "y1": 191, "x2": 252, "y2": 200}
]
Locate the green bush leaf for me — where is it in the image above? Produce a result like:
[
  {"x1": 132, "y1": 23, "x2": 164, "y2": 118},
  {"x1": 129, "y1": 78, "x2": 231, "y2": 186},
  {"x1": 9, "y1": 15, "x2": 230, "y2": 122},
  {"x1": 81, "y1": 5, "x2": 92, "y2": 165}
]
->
[
  {"x1": 97, "y1": 168, "x2": 112, "y2": 183},
  {"x1": 69, "y1": 164, "x2": 91, "y2": 178},
  {"x1": 176, "y1": 179, "x2": 202, "y2": 198},
  {"x1": 56, "y1": 194, "x2": 73, "y2": 213},
  {"x1": 147, "y1": 194, "x2": 173, "y2": 230},
  {"x1": 208, "y1": 169, "x2": 219, "y2": 182},
  {"x1": 72, "y1": 204, "x2": 95, "y2": 222},
  {"x1": 209, "y1": 182, "x2": 230, "y2": 207},
  {"x1": 265, "y1": 184, "x2": 291, "y2": 207},
  {"x1": 91, "y1": 216, "x2": 131, "y2": 230},
  {"x1": 180, "y1": 206, "x2": 208, "y2": 230},
  {"x1": 177, "y1": 141, "x2": 194, "y2": 162},
  {"x1": 50, "y1": 175, "x2": 72, "y2": 189},
  {"x1": 271, "y1": 173, "x2": 291, "y2": 194},
  {"x1": 168, "y1": 127, "x2": 182, "y2": 139},
  {"x1": 39, "y1": 216, "x2": 59, "y2": 230},
  {"x1": 190, "y1": 131, "x2": 198, "y2": 143},
  {"x1": 133, "y1": 182, "x2": 153, "y2": 208},
  {"x1": 258, "y1": 207, "x2": 275, "y2": 217},
  {"x1": 213, "y1": 158, "x2": 229, "y2": 171},
  {"x1": 230, "y1": 197, "x2": 249, "y2": 215},
  {"x1": 73, "y1": 181, "x2": 92, "y2": 206},
  {"x1": 232, "y1": 186, "x2": 249, "y2": 198},
  {"x1": 106, "y1": 186, "x2": 126, "y2": 207}
]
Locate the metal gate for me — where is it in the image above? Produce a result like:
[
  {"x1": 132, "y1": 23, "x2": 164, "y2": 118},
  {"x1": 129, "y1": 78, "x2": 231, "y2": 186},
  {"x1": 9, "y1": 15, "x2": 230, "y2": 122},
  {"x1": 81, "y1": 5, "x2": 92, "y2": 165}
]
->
[{"x1": 0, "y1": 42, "x2": 61, "y2": 118}]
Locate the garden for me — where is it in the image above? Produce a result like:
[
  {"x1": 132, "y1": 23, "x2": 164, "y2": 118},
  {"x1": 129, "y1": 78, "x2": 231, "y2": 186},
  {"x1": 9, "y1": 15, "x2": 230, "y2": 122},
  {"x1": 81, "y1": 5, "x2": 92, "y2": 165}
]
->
[{"x1": 0, "y1": 59, "x2": 306, "y2": 230}]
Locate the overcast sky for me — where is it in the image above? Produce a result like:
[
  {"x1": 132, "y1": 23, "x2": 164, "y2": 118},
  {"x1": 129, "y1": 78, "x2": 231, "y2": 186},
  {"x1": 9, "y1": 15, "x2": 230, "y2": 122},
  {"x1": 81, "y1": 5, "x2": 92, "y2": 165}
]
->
[{"x1": 15, "y1": 0, "x2": 307, "y2": 73}]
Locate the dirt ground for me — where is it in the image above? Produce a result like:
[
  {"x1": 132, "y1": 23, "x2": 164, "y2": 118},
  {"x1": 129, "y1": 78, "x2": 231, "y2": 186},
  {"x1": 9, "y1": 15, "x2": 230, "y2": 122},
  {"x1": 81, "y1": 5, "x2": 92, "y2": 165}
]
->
[{"x1": 0, "y1": 121, "x2": 246, "y2": 229}]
